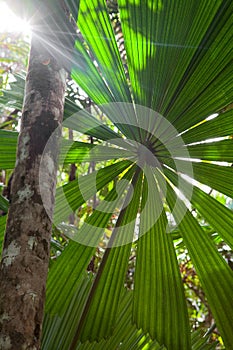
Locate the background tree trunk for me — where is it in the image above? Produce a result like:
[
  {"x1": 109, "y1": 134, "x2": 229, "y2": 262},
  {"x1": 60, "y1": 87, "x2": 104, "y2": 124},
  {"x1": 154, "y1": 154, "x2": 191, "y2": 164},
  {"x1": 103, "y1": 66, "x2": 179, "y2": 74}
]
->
[{"x1": 0, "y1": 2, "x2": 76, "y2": 348}]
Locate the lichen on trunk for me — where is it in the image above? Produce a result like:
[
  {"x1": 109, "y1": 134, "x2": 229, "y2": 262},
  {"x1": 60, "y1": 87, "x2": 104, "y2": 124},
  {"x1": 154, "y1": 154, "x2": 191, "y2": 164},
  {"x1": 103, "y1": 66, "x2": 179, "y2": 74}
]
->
[{"x1": 0, "y1": 34, "x2": 67, "y2": 350}]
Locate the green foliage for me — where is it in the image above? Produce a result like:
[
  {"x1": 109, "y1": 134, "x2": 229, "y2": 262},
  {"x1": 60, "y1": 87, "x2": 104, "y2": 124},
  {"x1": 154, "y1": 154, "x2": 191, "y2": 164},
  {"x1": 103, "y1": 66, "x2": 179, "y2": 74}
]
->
[{"x1": 1, "y1": 0, "x2": 233, "y2": 349}]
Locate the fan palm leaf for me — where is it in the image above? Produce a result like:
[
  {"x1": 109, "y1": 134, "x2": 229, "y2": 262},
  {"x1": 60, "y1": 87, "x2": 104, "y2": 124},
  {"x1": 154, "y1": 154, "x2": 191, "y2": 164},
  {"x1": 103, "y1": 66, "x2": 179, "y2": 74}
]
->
[
  {"x1": 55, "y1": 1, "x2": 232, "y2": 348},
  {"x1": 1, "y1": 0, "x2": 233, "y2": 349}
]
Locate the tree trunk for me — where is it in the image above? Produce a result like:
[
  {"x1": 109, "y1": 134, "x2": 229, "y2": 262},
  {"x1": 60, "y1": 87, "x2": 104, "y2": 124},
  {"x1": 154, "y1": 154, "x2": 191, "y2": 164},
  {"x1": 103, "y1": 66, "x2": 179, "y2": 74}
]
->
[{"x1": 0, "y1": 3, "x2": 73, "y2": 347}]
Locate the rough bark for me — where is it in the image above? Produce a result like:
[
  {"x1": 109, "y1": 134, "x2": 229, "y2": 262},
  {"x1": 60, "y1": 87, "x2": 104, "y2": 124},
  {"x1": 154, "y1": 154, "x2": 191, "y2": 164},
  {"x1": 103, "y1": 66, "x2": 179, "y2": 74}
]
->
[{"x1": 0, "y1": 29, "x2": 67, "y2": 350}]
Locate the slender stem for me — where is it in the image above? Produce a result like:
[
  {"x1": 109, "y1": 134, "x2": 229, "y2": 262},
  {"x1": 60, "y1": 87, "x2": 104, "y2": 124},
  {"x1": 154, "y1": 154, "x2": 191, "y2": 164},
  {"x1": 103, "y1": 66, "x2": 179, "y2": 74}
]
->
[{"x1": 70, "y1": 166, "x2": 141, "y2": 350}]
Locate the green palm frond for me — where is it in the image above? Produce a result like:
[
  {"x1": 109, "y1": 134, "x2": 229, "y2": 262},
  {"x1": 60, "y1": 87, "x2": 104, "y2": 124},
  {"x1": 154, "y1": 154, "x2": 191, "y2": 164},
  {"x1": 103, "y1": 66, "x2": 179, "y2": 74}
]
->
[
  {"x1": 59, "y1": 1, "x2": 233, "y2": 348},
  {"x1": 1, "y1": 0, "x2": 233, "y2": 349},
  {"x1": 43, "y1": 273, "x2": 218, "y2": 350}
]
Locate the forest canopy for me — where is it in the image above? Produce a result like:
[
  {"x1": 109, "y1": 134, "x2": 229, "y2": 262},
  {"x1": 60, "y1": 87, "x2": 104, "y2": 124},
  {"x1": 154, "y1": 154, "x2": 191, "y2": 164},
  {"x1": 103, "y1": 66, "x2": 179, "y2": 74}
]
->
[{"x1": 0, "y1": 1, "x2": 233, "y2": 350}]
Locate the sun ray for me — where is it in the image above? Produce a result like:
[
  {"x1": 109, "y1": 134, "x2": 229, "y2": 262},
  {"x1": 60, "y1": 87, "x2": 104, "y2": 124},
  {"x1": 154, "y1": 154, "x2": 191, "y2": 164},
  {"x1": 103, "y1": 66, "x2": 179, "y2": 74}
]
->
[{"x1": 0, "y1": 2, "x2": 31, "y2": 36}]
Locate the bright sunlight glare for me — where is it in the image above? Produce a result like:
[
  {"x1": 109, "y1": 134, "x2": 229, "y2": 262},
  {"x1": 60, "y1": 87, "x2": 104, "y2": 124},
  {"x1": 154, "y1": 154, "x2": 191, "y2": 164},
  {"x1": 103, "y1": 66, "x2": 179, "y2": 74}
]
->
[{"x1": 0, "y1": 2, "x2": 31, "y2": 35}]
